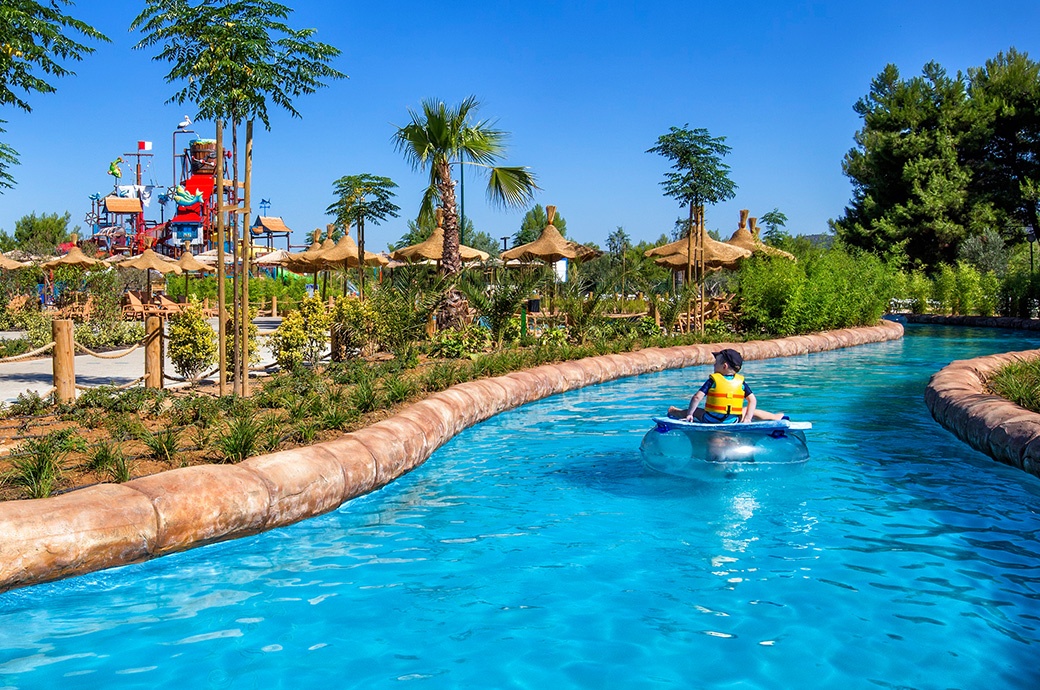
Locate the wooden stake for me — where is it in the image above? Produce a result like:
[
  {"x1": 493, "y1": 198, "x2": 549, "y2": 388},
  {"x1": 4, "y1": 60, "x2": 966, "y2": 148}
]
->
[
  {"x1": 51, "y1": 319, "x2": 74, "y2": 403},
  {"x1": 144, "y1": 315, "x2": 163, "y2": 389},
  {"x1": 241, "y1": 119, "x2": 253, "y2": 396},
  {"x1": 215, "y1": 120, "x2": 227, "y2": 396}
]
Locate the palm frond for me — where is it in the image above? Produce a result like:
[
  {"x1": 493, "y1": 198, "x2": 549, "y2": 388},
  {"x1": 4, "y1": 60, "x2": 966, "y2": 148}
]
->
[{"x1": 486, "y1": 166, "x2": 539, "y2": 208}]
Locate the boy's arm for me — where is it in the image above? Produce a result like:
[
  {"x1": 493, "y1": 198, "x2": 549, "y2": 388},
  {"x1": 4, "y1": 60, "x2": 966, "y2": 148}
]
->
[
  {"x1": 686, "y1": 391, "x2": 705, "y2": 421},
  {"x1": 742, "y1": 392, "x2": 757, "y2": 423}
]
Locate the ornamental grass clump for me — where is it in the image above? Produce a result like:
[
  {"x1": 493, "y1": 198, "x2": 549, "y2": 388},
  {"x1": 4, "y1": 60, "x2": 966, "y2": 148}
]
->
[
  {"x1": 167, "y1": 299, "x2": 217, "y2": 382},
  {"x1": 6, "y1": 430, "x2": 81, "y2": 498},
  {"x1": 140, "y1": 427, "x2": 180, "y2": 464},
  {"x1": 216, "y1": 415, "x2": 262, "y2": 463},
  {"x1": 989, "y1": 359, "x2": 1040, "y2": 414}
]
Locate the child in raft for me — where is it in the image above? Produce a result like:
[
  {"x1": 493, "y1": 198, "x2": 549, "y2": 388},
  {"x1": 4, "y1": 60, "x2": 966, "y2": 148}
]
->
[{"x1": 667, "y1": 348, "x2": 786, "y2": 424}]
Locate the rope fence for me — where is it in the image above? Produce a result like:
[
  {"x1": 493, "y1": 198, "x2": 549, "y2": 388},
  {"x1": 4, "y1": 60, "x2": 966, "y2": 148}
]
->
[
  {"x1": 75, "y1": 376, "x2": 145, "y2": 392},
  {"x1": 0, "y1": 341, "x2": 55, "y2": 365},
  {"x1": 72, "y1": 338, "x2": 148, "y2": 360}
]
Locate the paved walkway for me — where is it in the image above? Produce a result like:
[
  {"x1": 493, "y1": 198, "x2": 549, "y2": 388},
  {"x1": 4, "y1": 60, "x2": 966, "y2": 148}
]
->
[{"x1": 0, "y1": 318, "x2": 281, "y2": 402}]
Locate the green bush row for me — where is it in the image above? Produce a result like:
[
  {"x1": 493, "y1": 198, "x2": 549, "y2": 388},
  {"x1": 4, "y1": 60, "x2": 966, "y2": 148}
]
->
[
  {"x1": 890, "y1": 262, "x2": 1038, "y2": 317},
  {"x1": 736, "y1": 248, "x2": 897, "y2": 336}
]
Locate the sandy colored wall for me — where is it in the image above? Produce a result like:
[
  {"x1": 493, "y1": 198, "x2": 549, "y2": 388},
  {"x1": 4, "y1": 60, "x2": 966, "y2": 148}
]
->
[
  {"x1": 0, "y1": 321, "x2": 904, "y2": 593},
  {"x1": 925, "y1": 349, "x2": 1040, "y2": 477}
]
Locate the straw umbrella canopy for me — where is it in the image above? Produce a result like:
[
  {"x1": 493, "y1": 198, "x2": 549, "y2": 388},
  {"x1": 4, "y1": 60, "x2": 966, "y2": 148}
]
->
[
  {"x1": 644, "y1": 227, "x2": 751, "y2": 268},
  {"x1": 176, "y1": 251, "x2": 214, "y2": 296},
  {"x1": 391, "y1": 210, "x2": 490, "y2": 264},
  {"x1": 653, "y1": 251, "x2": 729, "y2": 272},
  {"x1": 500, "y1": 205, "x2": 582, "y2": 263},
  {"x1": 253, "y1": 249, "x2": 291, "y2": 266},
  {"x1": 320, "y1": 230, "x2": 388, "y2": 268},
  {"x1": 567, "y1": 241, "x2": 602, "y2": 262},
  {"x1": 42, "y1": 246, "x2": 103, "y2": 269},
  {"x1": 724, "y1": 210, "x2": 796, "y2": 261},
  {"x1": 0, "y1": 253, "x2": 29, "y2": 270},
  {"x1": 118, "y1": 249, "x2": 183, "y2": 297}
]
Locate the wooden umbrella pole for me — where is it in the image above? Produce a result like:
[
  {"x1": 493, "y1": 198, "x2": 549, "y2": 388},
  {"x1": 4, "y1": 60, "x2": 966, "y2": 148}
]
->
[
  {"x1": 215, "y1": 120, "x2": 227, "y2": 396},
  {"x1": 686, "y1": 202, "x2": 694, "y2": 333}
]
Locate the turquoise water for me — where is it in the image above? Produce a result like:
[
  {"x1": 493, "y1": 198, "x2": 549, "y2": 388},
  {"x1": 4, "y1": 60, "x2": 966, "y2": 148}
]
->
[{"x1": 2, "y1": 324, "x2": 1040, "y2": 689}]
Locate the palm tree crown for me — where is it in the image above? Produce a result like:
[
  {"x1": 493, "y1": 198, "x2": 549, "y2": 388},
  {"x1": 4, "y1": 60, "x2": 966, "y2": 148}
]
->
[{"x1": 393, "y1": 96, "x2": 537, "y2": 275}]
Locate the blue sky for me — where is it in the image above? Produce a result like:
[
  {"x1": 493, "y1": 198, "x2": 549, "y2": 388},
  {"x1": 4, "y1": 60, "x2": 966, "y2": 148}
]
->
[{"x1": 1, "y1": 1, "x2": 1037, "y2": 251}]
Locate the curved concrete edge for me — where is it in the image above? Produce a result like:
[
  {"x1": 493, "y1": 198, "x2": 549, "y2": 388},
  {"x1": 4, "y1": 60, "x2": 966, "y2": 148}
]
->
[
  {"x1": 0, "y1": 320, "x2": 903, "y2": 592},
  {"x1": 925, "y1": 349, "x2": 1040, "y2": 477}
]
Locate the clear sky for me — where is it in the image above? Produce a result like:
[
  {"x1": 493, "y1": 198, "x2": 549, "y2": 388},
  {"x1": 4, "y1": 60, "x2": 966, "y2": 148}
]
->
[{"x1": 1, "y1": 1, "x2": 1037, "y2": 251}]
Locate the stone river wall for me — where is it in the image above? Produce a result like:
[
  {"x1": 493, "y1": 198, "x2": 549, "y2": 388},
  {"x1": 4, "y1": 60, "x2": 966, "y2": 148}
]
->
[
  {"x1": 0, "y1": 321, "x2": 904, "y2": 593},
  {"x1": 925, "y1": 349, "x2": 1040, "y2": 479}
]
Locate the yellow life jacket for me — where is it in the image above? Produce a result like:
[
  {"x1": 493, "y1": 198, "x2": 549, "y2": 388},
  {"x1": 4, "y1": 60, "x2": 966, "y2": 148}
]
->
[{"x1": 704, "y1": 373, "x2": 746, "y2": 415}]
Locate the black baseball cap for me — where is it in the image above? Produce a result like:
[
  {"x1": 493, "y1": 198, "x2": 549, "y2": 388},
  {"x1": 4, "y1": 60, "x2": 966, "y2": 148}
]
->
[{"x1": 712, "y1": 348, "x2": 743, "y2": 371}]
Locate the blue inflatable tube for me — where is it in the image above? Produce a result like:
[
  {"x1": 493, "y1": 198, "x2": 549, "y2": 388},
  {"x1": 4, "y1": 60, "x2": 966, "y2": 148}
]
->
[{"x1": 640, "y1": 417, "x2": 812, "y2": 476}]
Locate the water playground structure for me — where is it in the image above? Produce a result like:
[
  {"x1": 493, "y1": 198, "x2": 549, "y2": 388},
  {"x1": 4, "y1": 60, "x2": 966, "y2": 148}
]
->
[{"x1": 82, "y1": 125, "x2": 291, "y2": 257}]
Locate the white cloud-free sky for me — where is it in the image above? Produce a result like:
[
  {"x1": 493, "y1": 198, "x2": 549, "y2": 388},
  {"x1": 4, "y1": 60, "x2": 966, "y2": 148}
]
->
[{"x1": 1, "y1": 0, "x2": 1037, "y2": 250}]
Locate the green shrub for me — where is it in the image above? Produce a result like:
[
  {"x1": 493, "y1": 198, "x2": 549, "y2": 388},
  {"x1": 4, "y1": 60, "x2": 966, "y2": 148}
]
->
[
  {"x1": 268, "y1": 311, "x2": 307, "y2": 370},
  {"x1": 167, "y1": 299, "x2": 217, "y2": 381},
  {"x1": 932, "y1": 264, "x2": 956, "y2": 315},
  {"x1": 330, "y1": 296, "x2": 375, "y2": 360},
  {"x1": 14, "y1": 308, "x2": 52, "y2": 348},
  {"x1": 74, "y1": 321, "x2": 145, "y2": 349},
  {"x1": 953, "y1": 262, "x2": 981, "y2": 316},
  {"x1": 977, "y1": 271, "x2": 1000, "y2": 317},
  {"x1": 907, "y1": 271, "x2": 932, "y2": 313},
  {"x1": 429, "y1": 325, "x2": 490, "y2": 359},
  {"x1": 737, "y1": 248, "x2": 895, "y2": 334}
]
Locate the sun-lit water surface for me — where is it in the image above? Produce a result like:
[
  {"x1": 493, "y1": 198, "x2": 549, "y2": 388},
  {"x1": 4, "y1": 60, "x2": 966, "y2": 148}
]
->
[{"x1": 2, "y1": 324, "x2": 1040, "y2": 689}]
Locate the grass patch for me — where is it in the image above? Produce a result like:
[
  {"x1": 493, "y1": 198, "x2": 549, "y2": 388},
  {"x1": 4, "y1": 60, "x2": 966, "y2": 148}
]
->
[{"x1": 989, "y1": 359, "x2": 1040, "y2": 413}]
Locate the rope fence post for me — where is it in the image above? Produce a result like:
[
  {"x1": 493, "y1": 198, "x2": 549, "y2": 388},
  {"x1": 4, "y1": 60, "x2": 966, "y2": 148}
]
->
[
  {"x1": 145, "y1": 316, "x2": 163, "y2": 389},
  {"x1": 271, "y1": 295, "x2": 277, "y2": 318},
  {"x1": 52, "y1": 319, "x2": 75, "y2": 403}
]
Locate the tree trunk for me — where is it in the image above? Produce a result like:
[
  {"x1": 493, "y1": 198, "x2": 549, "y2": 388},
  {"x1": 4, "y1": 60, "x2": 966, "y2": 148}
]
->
[
  {"x1": 437, "y1": 160, "x2": 462, "y2": 276},
  {"x1": 436, "y1": 159, "x2": 467, "y2": 329}
]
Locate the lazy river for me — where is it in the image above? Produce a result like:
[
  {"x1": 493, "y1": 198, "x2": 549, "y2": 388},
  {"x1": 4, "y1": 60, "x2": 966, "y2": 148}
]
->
[{"x1": 1, "y1": 324, "x2": 1040, "y2": 689}]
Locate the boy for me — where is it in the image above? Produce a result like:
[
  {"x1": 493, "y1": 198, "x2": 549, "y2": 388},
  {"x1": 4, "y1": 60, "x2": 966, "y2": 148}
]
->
[{"x1": 667, "y1": 348, "x2": 785, "y2": 424}]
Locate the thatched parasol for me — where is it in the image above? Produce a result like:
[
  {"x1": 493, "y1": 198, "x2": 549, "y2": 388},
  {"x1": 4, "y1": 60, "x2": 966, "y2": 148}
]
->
[
  {"x1": 653, "y1": 251, "x2": 728, "y2": 272},
  {"x1": 253, "y1": 249, "x2": 292, "y2": 266},
  {"x1": 119, "y1": 249, "x2": 183, "y2": 297},
  {"x1": 176, "y1": 251, "x2": 214, "y2": 273},
  {"x1": 500, "y1": 205, "x2": 582, "y2": 263},
  {"x1": 0, "y1": 253, "x2": 29, "y2": 270},
  {"x1": 119, "y1": 249, "x2": 183, "y2": 275},
  {"x1": 567, "y1": 241, "x2": 602, "y2": 261},
  {"x1": 724, "y1": 210, "x2": 796, "y2": 261},
  {"x1": 644, "y1": 226, "x2": 751, "y2": 268},
  {"x1": 391, "y1": 210, "x2": 490, "y2": 264},
  {"x1": 319, "y1": 224, "x2": 388, "y2": 268},
  {"x1": 176, "y1": 251, "x2": 214, "y2": 296},
  {"x1": 42, "y1": 246, "x2": 103, "y2": 269}
]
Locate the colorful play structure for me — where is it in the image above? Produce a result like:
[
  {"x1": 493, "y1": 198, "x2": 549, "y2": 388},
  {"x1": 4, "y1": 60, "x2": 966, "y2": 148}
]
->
[{"x1": 84, "y1": 127, "x2": 291, "y2": 257}]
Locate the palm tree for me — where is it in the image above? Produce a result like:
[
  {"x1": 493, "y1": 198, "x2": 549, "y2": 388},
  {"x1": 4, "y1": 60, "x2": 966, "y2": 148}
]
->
[
  {"x1": 393, "y1": 96, "x2": 537, "y2": 277},
  {"x1": 326, "y1": 173, "x2": 400, "y2": 295},
  {"x1": 132, "y1": 0, "x2": 344, "y2": 394}
]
